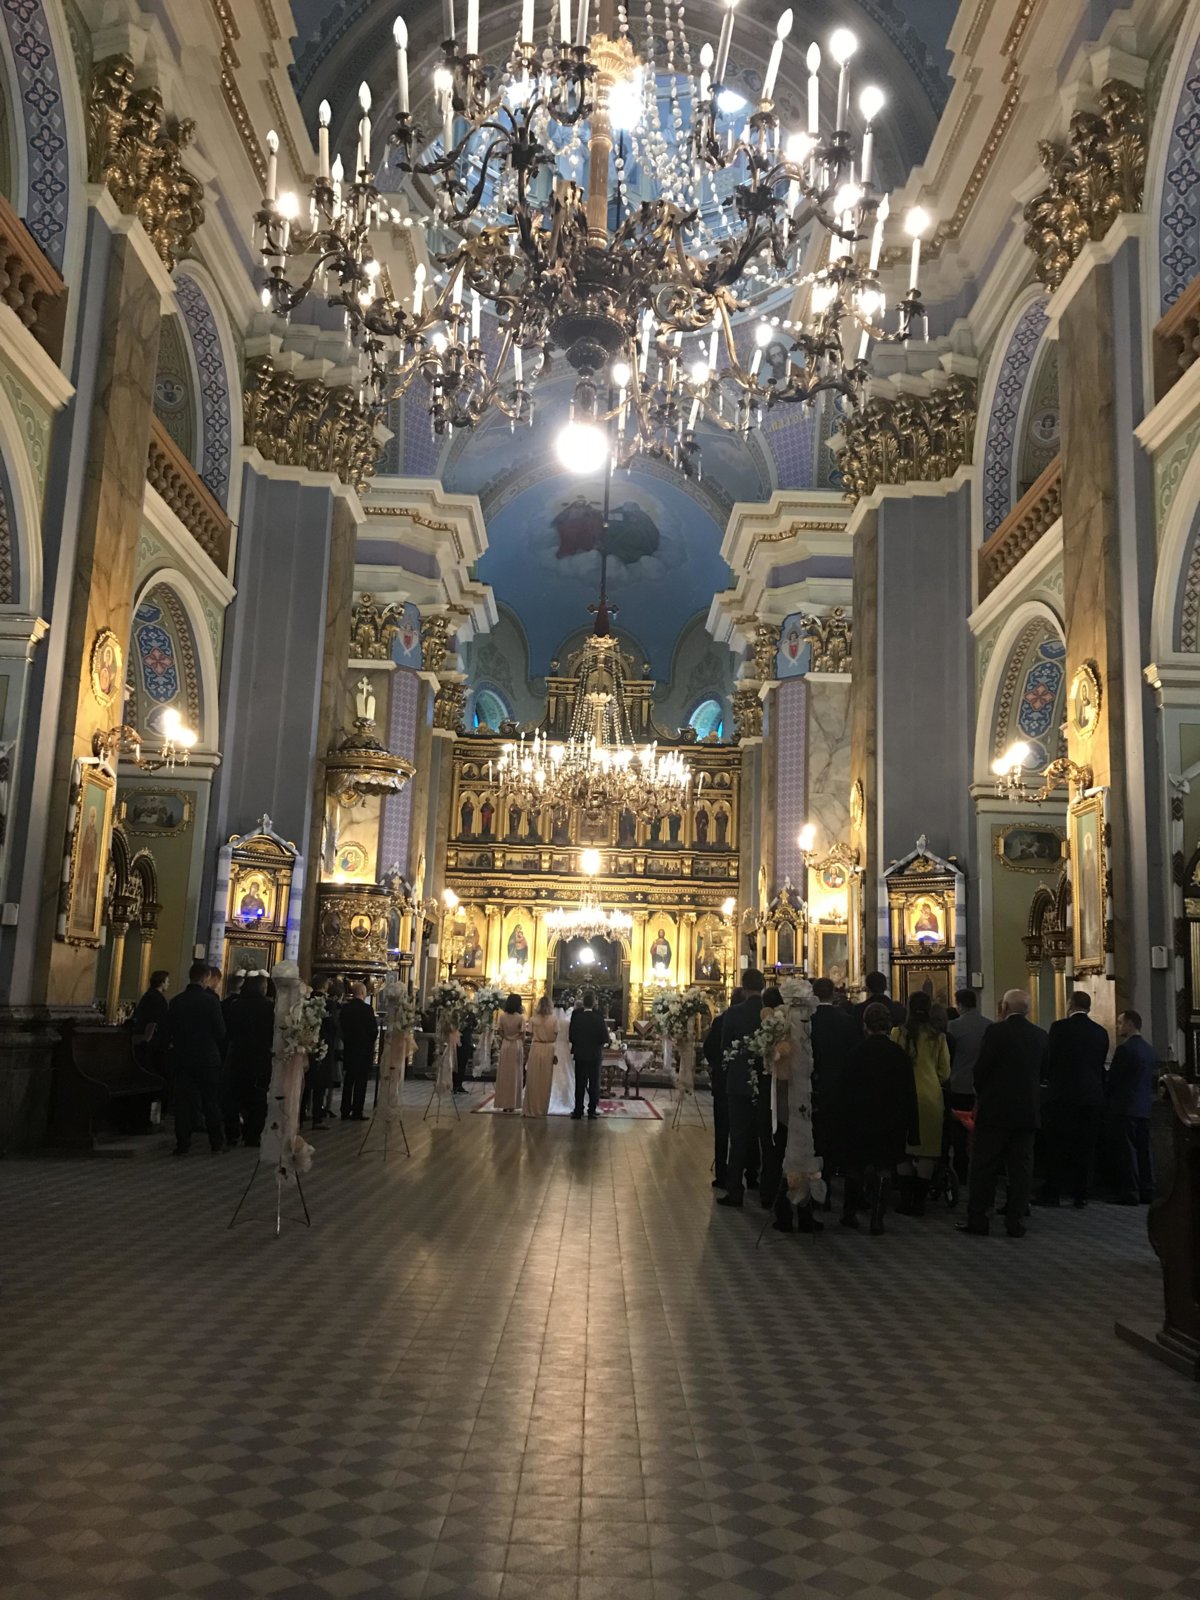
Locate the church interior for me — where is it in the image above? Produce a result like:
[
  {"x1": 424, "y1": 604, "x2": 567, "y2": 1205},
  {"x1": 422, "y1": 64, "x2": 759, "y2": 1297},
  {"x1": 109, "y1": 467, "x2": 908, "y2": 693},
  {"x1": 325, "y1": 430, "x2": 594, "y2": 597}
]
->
[{"x1": 3, "y1": 1, "x2": 1200, "y2": 1596}]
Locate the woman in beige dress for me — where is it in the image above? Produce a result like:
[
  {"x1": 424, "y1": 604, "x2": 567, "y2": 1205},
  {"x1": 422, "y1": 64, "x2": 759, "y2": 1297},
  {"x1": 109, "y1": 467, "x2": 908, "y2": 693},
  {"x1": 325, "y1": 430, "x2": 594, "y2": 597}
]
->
[
  {"x1": 494, "y1": 994, "x2": 525, "y2": 1112},
  {"x1": 524, "y1": 996, "x2": 557, "y2": 1117}
]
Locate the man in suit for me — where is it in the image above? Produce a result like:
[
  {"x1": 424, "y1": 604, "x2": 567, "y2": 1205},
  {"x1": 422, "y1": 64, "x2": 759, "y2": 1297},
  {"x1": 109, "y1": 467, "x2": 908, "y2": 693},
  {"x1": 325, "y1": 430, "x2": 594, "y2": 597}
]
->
[
  {"x1": 716, "y1": 968, "x2": 765, "y2": 1209},
  {"x1": 852, "y1": 971, "x2": 906, "y2": 1034},
  {"x1": 1105, "y1": 1009, "x2": 1156, "y2": 1204},
  {"x1": 959, "y1": 989, "x2": 1047, "y2": 1238},
  {"x1": 131, "y1": 968, "x2": 171, "y2": 1077},
  {"x1": 810, "y1": 977, "x2": 859, "y2": 1192},
  {"x1": 569, "y1": 990, "x2": 608, "y2": 1118},
  {"x1": 169, "y1": 959, "x2": 228, "y2": 1155},
  {"x1": 339, "y1": 982, "x2": 379, "y2": 1121},
  {"x1": 703, "y1": 987, "x2": 743, "y2": 1191},
  {"x1": 1038, "y1": 990, "x2": 1109, "y2": 1207},
  {"x1": 947, "y1": 988, "x2": 992, "y2": 1179}
]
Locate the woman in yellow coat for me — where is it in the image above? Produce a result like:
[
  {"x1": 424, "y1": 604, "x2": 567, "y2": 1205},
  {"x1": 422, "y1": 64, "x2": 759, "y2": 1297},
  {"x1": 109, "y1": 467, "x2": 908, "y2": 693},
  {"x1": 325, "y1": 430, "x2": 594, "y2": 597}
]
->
[{"x1": 890, "y1": 991, "x2": 950, "y2": 1215}]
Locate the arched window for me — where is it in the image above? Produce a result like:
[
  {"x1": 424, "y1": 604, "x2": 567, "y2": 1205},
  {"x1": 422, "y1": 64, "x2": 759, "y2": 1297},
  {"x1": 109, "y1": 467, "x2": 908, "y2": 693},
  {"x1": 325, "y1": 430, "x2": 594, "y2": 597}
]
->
[
  {"x1": 689, "y1": 698, "x2": 724, "y2": 740},
  {"x1": 473, "y1": 688, "x2": 510, "y2": 730}
]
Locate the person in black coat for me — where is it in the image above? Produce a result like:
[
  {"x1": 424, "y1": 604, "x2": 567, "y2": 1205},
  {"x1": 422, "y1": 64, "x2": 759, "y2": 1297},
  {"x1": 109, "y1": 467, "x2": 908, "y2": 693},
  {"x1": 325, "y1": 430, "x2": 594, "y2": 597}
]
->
[
  {"x1": 838, "y1": 1002, "x2": 919, "y2": 1234},
  {"x1": 454, "y1": 1013, "x2": 476, "y2": 1095},
  {"x1": 703, "y1": 986, "x2": 744, "y2": 1191},
  {"x1": 1105, "y1": 1009, "x2": 1156, "y2": 1204},
  {"x1": 1038, "y1": 990, "x2": 1109, "y2": 1207},
  {"x1": 169, "y1": 959, "x2": 228, "y2": 1155},
  {"x1": 339, "y1": 983, "x2": 379, "y2": 1120},
  {"x1": 810, "y1": 977, "x2": 860, "y2": 1184},
  {"x1": 960, "y1": 989, "x2": 1048, "y2": 1238},
  {"x1": 131, "y1": 969, "x2": 171, "y2": 1079},
  {"x1": 716, "y1": 968, "x2": 765, "y2": 1208},
  {"x1": 225, "y1": 974, "x2": 276, "y2": 1147},
  {"x1": 851, "y1": 971, "x2": 906, "y2": 1035},
  {"x1": 568, "y1": 990, "x2": 608, "y2": 1118}
]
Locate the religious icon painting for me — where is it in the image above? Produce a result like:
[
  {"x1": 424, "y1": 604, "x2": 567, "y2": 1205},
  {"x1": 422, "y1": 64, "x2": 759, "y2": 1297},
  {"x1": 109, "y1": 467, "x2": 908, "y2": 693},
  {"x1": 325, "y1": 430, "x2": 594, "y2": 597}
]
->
[
  {"x1": 64, "y1": 764, "x2": 116, "y2": 946},
  {"x1": 1069, "y1": 793, "x2": 1107, "y2": 973},
  {"x1": 235, "y1": 873, "x2": 272, "y2": 925},
  {"x1": 904, "y1": 895, "x2": 946, "y2": 950},
  {"x1": 1068, "y1": 661, "x2": 1102, "y2": 741},
  {"x1": 89, "y1": 629, "x2": 123, "y2": 710},
  {"x1": 336, "y1": 841, "x2": 369, "y2": 877}
]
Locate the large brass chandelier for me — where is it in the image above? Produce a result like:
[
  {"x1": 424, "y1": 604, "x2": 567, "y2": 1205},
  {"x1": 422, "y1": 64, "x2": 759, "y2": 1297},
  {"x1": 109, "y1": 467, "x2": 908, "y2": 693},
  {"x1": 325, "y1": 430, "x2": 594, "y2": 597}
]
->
[
  {"x1": 497, "y1": 619, "x2": 691, "y2": 820},
  {"x1": 255, "y1": 0, "x2": 930, "y2": 477},
  {"x1": 546, "y1": 852, "x2": 634, "y2": 940}
]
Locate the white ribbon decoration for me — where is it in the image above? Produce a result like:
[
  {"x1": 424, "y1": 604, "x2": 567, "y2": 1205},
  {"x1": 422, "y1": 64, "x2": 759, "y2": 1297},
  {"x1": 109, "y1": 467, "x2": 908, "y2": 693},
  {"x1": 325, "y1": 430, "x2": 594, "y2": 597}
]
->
[
  {"x1": 263, "y1": 960, "x2": 314, "y2": 1178},
  {"x1": 677, "y1": 1037, "x2": 696, "y2": 1093},
  {"x1": 781, "y1": 995, "x2": 823, "y2": 1205},
  {"x1": 436, "y1": 1030, "x2": 458, "y2": 1095},
  {"x1": 662, "y1": 1034, "x2": 675, "y2": 1080}
]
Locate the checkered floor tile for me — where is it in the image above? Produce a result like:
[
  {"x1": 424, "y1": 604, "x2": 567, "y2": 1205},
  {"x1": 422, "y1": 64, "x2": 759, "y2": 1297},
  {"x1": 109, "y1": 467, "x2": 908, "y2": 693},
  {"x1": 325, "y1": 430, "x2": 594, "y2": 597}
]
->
[{"x1": 0, "y1": 1082, "x2": 1197, "y2": 1600}]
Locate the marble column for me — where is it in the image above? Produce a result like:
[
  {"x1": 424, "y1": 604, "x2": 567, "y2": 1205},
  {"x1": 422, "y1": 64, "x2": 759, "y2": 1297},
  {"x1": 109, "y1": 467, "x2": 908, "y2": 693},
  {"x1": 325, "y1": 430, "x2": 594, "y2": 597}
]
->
[
  {"x1": 806, "y1": 673, "x2": 852, "y2": 850},
  {"x1": 850, "y1": 485, "x2": 975, "y2": 972},
  {"x1": 1053, "y1": 229, "x2": 1165, "y2": 1033},
  {"x1": 204, "y1": 467, "x2": 361, "y2": 972}
]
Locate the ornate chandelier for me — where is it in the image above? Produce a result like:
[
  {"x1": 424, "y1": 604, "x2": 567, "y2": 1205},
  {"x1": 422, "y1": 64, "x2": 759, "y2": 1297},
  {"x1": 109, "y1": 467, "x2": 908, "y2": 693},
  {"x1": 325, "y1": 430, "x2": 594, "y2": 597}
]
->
[
  {"x1": 497, "y1": 617, "x2": 691, "y2": 820},
  {"x1": 546, "y1": 849, "x2": 634, "y2": 940},
  {"x1": 254, "y1": 1, "x2": 930, "y2": 477}
]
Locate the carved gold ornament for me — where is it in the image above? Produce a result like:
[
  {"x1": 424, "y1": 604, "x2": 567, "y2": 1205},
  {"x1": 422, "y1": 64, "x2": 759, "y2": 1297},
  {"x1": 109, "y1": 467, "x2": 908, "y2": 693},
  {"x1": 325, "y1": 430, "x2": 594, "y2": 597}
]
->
[
  {"x1": 850, "y1": 780, "x2": 864, "y2": 830},
  {"x1": 833, "y1": 376, "x2": 977, "y2": 503},
  {"x1": 1068, "y1": 661, "x2": 1102, "y2": 741},
  {"x1": 1022, "y1": 79, "x2": 1146, "y2": 291},
  {"x1": 89, "y1": 629, "x2": 124, "y2": 711},
  {"x1": 800, "y1": 608, "x2": 852, "y2": 674},
  {"x1": 242, "y1": 357, "x2": 383, "y2": 491},
  {"x1": 731, "y1": 687, "x2": 764, "y2": 742},
  {"x1": 86, "y1": 56, "x2": 204, "y2": 272}
]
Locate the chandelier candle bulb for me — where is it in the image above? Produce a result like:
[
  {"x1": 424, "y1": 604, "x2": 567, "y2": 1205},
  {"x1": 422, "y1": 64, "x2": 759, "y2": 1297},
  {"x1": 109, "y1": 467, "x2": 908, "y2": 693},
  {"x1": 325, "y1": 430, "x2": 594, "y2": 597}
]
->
[
  {"x1": 357, "y1": 82, "x2": 372, "y2": 174},
  {"x1": 471, "y1": 289, "x2": 481, "y2": 340},
  {"x1": 906, "y1": 206, "x2": 929, "y2": 290},
  {"x1": 560, "y1": 0, "x2": 572, "y2": 45},
  {"x1": 699, "y1": 41, "x2": 713, "y2": 101},
  {"x1": 394, "y1": 17, "x2": 410, "y2": 114},
  {"x1": 265, "y1": 129, "x2": 278, "y2": 202},
  {"x1": 466, "y1": 0, "x2": 479, "y2": 55},
  {"x1": 575, "y1": 0, "x2": 589, "y2": 48},
  {"x1": 412, "y1": 261, "x2": 425, "y2": 315},
  {"x1": 442, "y1": 0, "x2": 455, "y2": 41},
  {"x1": 714, "y1": 0, "x2": 739, "y2": 87},
  {"x1": 522, "y1": 0, "x2": 535, "y2": 43},
  {"x1": 317, "y1": 101, "x2": 331, "y2": 179},
  {"x1": 830, "y1": 28, "x2": 856, "y2": 130},
  {"x1": 762, "y1": 9, "x2": 793, "y2": 103},
  {"x1": 867, "y1": 193, "x2": 888, "y2": 271},
  {"x1": 806, "y1": 43, "x2": 821, "y2": 132}
]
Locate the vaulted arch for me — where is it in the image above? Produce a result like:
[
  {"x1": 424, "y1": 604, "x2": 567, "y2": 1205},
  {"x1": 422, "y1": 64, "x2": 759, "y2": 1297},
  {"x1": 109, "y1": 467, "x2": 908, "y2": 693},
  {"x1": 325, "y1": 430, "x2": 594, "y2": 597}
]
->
[
  {"x1": 1148, "y1": 0, "x2": 1200, "y2": 316},
  {"x1": 975, "y1": 289, "x2": 1052, "y2": 542},
  {"x1": 975, "y1": 602, "x2": 1066, "y2": 787}
]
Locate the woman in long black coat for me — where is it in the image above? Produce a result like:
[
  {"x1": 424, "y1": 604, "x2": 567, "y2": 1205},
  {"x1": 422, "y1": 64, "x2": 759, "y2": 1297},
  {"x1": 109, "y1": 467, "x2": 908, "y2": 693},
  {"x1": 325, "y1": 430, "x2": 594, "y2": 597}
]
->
[
  {"x1": 838, "y1": 1001, "x2": 920, "y2": 1234},
  {"x1": 226, "y1": 974, "x2": 276, "y2": 1147}
]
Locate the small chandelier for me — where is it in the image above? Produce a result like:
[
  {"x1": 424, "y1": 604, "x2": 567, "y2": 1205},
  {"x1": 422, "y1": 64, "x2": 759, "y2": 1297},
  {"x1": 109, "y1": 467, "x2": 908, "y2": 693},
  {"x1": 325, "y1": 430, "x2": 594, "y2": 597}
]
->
[
  {"x1": 496, "y1": 618, "x2": 691, "y2": 820},
  {"x1": 993, "y1": 742, "x2": 1093, "y2": 804},
  {"x1": 253, "y1": 2, "x2": 930, "y2": 477},
  {"x1": 546, "y1": 849, "x2": 633, "y2": 940},
  {"x1": 94, "y1": 706, "x2": 198, "y2": 772}
]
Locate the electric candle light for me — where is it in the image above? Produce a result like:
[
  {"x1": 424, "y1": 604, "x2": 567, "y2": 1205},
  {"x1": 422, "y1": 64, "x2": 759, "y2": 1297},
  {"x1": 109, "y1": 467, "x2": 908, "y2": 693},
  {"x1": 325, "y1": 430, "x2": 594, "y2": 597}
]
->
[
  {"x1": 906, "y1": 206, "x2": 930, "y2": 291},
  {"x1": 317, "y1": 101, "x2": 330, "y2": 180},
  {"x1": 265, "y1": 129, "x2": 278, "y2": 201},
  {"x1": 830, "y1": 28, "x2": 856, "y2": 131},
  {"x1": 868, "y1": 193, "x2": 889, "y2": 271},
  {"x1": 331, "y1": 153, "x2": 344, "y2": 216},
  {"x1": 466, "y1": 0, "x2": 479, "y2": 55},
  {"x1": 714, "y1": 0, "x2": 739, "y2": 87},
  {"x1": 575, "y1": 0, "x2": 590, "y2": 48},
  {"x1": 806, "y1": 43, "x2": 821, "y2": 134},
  {"x1": 393, "y1": 17, "x2": 409, "y2": 115},
  {"x1": 699, "y1": 41, "x2": 713, "y2": 101},
  {"x1": 357, "y1": 81, "x2": 372, "y2": 175},
  {"x1": 859, "y1": 85, "x2": 884, "y2": 184},
  {"x1": 441, "y1": 0, "x2": 455, "y2": 40},
  {"x1": 761, "y1": 10, "x2": 793, "y2": 103},
  {"x1": 470, "y1": 289, "x2": 481, "y2": 340},
  {"x1": 521, "y1": 0, "x2": 535, "y2": 42},
  {"x1": 412, "y1": 261, "x2": 425, "y2": 316},
  {"x1": 561, "y1": 0, "x2": 572, "y2": 44}
]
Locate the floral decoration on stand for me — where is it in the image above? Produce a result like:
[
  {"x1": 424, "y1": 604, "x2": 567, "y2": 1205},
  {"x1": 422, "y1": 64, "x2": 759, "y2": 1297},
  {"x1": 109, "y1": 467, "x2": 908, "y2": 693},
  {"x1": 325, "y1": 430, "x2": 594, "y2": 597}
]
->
[
  {"x1": 651, "y1": 985, "x2": 710, "y2": 1091},
  {"x1": 380, "y1": 982, "x2": 420, "y2": 1122},
  {"x1": 430, "y1": 978, "x2": 468, "y2": 1096},
  {"x1": 778, "y1": 976, "x2": 823, "y2": 1205},
  {"x1": 468, "y1": 981, "x2": 504, "y2": 1076},
  {"x1": 265, "y1": 963, "x2": 328, "y2": 1179}
]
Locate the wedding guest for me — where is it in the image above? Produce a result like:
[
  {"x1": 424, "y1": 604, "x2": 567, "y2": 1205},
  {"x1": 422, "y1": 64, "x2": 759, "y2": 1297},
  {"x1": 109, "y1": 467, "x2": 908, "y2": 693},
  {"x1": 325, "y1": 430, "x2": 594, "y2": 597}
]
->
[
  {"x1": 853, "y1": 971, "x2": 906, "y2": 1033},
  {"x1": 219, "y1": 972, "x2": 245, "y2": 1145},
  {"x1": 169, "y1": 959, "x2": 227, "y2": 1156},
  {"x1": 839, "y1": 1003, "x2": 919, "y2": 1234},
  {"x1": 717, "y1": 968, "x2": 766, "y2": 1209},
  {"x1": 759, "y1": 985, "x2": 791, "y2": 1217},
  {"x1": 131, "y1": 968, "x2": 171, "y2": 1080},
  {"x1": 301, "y1": 977, "x2": 335, "y2": 1129},
  {"x1": 568, "y1": 990, "x2": 608, "y2": 1118},
  {"x1": 339, "y1": 982, "x2": 378, "y2": 1121},
  {"x1": 224, "y1": 973, "x2": 276, "y2": 1148},
  {"x1": 704, "y1": 986, "x2": 743, "y2": 1191},
  {"x1": 947, "y1": 988, "x2": 991, "y2": 1179},
  {"x1": 454, "y1": 1011, "x2": 476, "y2": 1095},
  {"x1": 810, "y1": 976, "x2": 858, "y2": 1195},
  {"x1": 524, "y1": 996, "x2": 557, "y2": 1117},
  {"x1": 1039, "y1": 991, "x2": 1109, "y2": 1208},
  {"x1": 891, "y1": 991, "x2": 951, "y2": 1215},
  {"x1": 1105, "y1": 1009, "x2": 1156, "y2": 1205},
  {"x1": 959, "y1": 990, "x2": 1046, "y2": 1238},
  {"x1": 495, "y1": 993, "x2": 526, "y2": 1112}
]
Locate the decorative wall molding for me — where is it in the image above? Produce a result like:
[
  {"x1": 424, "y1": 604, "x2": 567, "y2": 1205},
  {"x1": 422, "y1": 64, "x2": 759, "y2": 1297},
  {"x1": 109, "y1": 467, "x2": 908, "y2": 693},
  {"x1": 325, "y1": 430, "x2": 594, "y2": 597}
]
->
[
  {"x1": 980, "y1": 296, "x2": 1049, "y2": 538},
  {"x1": 1022, "y1": 79, "x2": 1147, "y2": 291},
  {"x1": 799, "y1": 608, "x2": 853, "y2": 675},
  {"x1": 85, "y1": 55, "x2": 205, "y2": 273},
  {"x1": 173, "y1": 271, "x2": 232, "y2": 505},
  {"x1": 0, "y1": 0, "x2": 72, "y2": 270}
]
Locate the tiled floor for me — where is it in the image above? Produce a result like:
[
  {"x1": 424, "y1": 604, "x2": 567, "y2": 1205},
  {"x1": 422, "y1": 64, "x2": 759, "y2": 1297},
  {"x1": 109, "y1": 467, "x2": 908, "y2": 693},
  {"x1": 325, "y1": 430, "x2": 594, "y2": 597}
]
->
[{"x1": 1, "y1": 1083, "x2": 1199, "y2": 1600}]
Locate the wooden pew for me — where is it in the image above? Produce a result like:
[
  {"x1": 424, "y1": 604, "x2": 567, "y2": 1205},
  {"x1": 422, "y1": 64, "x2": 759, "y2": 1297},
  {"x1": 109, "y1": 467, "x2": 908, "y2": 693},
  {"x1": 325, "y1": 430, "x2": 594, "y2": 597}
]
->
[{"x1": 47, "y1": 1021, "x2": 165, "y2": 1151}]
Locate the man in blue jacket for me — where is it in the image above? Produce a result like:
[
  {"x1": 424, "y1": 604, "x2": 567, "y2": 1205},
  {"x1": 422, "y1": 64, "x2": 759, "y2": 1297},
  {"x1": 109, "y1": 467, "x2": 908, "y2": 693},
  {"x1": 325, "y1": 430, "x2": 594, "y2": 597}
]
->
[
  {"x1": 1038, "y1": 991, "x2": 1109, "y2": 1208},
  {"x1": 1105, "y1": 1009, "x2": 1156, "y2": 1204}
]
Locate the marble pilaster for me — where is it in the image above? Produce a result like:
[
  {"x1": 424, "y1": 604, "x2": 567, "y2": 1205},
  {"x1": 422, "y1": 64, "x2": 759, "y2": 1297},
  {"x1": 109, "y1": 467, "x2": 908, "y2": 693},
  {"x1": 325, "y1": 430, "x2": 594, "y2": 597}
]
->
[{"x1": 806, "y1": 674, "x2": 852, "y2": 852}]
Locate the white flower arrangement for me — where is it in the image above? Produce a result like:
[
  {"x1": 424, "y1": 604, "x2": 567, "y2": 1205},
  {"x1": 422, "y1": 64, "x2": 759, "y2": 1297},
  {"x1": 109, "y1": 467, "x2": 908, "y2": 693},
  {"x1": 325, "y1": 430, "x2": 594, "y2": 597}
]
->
[
  {"x1": 779, "y1": 975, "x2": 819, "y2": 1019},
  {"x1": 429, "y1": 978, "x2": 469, "y2": 1034},
  {"x1": 389, "y1": 987, "x2": 421, "y2": 1034},
  {"x1": 723, "y1": 1007, "x2": 790, "y2": 1102},
  {"x1": 277, "y1": 990, "x2": 328, "y2": 1062},
  {"x1": 650, "y1": 985, "x2": 710, "y2": 1041},
  {"x1": 469, "y1": 982, "x2": 505, "y2": 1027}
]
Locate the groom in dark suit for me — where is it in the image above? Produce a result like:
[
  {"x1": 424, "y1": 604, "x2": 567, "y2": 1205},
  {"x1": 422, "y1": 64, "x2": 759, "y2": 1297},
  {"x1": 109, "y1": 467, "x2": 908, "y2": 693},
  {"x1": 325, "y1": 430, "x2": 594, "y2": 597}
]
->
[{"x1": 568, "y1": 991, "x2": 608, "y2": 1119}]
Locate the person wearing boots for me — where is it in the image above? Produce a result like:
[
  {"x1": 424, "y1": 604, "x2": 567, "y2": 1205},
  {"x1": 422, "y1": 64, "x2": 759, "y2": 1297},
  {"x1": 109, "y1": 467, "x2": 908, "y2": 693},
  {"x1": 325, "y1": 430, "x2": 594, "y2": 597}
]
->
[
  {"x1": 810, "y1": 976, "x2": 858, "y2": 1207},
  {"x1": 339, "y1": 982, "x2": 379, "y2": 1121},
  {"x1": 1038, "y1": 990, "x2": 1109, "y2": 1208},
  {"x1": 224, "y1": 973, "x2": 276, "y2": 1147},
  {"x1": 959, "y1": 989, "x2": 1046, "y2": 1238},
  {"x1": 838, "y1": 1003, "x2": 919, "y2": 1233},
  {"x1": 703, "y1": 986, "x2": 743, "y2": 1191},
  {"x1": 891, "y1": 991, "x2": 950, "y2": 1215},
  {"x1": 1105, "y1": 1009, "x2": 1156, "y2": 1205},
  {"x1": 716, "y1": 968, "x2": 766, "y2": 1208}
]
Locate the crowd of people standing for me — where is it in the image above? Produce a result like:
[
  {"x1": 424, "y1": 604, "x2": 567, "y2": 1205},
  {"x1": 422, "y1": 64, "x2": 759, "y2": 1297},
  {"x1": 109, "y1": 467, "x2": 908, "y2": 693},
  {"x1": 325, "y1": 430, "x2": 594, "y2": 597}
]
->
[{"x1": 705, "y1": 969, "x2": 1159, "y2": 1238}]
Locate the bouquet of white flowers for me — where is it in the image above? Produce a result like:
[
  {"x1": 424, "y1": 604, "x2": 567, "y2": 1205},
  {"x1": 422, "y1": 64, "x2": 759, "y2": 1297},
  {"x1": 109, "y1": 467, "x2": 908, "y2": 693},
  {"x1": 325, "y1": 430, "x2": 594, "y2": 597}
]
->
[
  {"x1": 429, "y1": 979, "x2": 469, "y2": 1029},
  {"x1": 277, "y1": 990, "x2": 328, "y2": 1062},
  {"x1": 650, "y1": 986, "x2": 709, "y2": 1041},
  {"x1": 724, "y1": 1007, "x2": 790, "y2": 1102},
  {"x1": 469, "y1": 982, "x2": 505, "y2": 1028},
  {"x1": 389, "y1": 987, "x2": 421, "y2": 1035}
]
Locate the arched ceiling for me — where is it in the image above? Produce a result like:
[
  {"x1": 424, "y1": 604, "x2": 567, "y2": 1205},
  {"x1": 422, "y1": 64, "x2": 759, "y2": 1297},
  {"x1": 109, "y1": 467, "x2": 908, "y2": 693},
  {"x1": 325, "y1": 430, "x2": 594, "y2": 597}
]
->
[{"x1": 289, "y1": 1, "x2": 959, "y2": 188}]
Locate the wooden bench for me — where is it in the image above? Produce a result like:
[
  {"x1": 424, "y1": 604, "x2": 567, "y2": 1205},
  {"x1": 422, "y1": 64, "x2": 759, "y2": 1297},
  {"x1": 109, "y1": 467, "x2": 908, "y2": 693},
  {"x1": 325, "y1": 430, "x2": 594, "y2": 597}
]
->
[{"x1": 47, "y1": 1021, "x2": 165, "y2": 1150}]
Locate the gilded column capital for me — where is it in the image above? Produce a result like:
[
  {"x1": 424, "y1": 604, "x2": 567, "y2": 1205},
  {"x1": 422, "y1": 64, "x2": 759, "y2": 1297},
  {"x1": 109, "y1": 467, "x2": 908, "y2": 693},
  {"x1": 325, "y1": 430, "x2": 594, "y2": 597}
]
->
[
  {"x1": 799, "y1": 607, "x2": 852, "y2": 674},
  {"x1": 752, "y1": 621, "x2": 779, "y2": 682},
  {"x1": 420, "y1": 613, "x2": 454, "y2": 675},
  {"x1": 732, "y1": 686, "x2": 764, "y2": 743},
  {"x1": 86, "y1": 55, "x2": 204, "y2": 273},
  {"x1": 242, "y1": 357, "x2": 383, "y2": 490},
  {"x1": 832, "y1": 376, "x2": 977, "y2": 504},
  {"x1": 433, "y1": 678, "x2": 466, "y2": 736},
  {"x1": 1022, "y1": 79, "x2": 1146, "y2": 291},
  {"x1": 351, "y1": 593, "x2": 405, "y2": 660}
]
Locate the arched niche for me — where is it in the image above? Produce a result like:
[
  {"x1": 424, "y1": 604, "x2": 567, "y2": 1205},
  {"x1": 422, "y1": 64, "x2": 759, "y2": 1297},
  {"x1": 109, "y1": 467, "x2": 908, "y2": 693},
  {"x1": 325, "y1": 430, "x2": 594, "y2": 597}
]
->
[
  {"x1": 1152, "y1": 441, "x2": 1200, "y2": 660},
  {"x1": 126, "y1": 573, "x2": 219, "y2": 751},
  {"x1": 1148, "y1": 0, "x2": 1200, "y2": 316},
  {"x1": 173, "y1": 265, "x2": 239, "y2": 510},
  {"x1": 976, "y1": 290, "x2": 1051, "y2": 541},
  {"x1": 0, "y1": 0, "x2": 85, "y2": 277},
  {"x1": 975, "y1": 603, "x2": 1067, "y2": 785},
  {"x1": 153, "y1": 311, "x2": 200, "y2": 464}
]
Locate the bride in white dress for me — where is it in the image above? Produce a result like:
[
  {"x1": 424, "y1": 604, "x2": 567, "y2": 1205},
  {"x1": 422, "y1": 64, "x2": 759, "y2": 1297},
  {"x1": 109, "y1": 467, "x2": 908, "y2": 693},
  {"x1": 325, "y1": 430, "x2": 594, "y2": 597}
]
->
[{"x1": 548, "y1": 1005, "x2": 576, "y2": 1115}]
